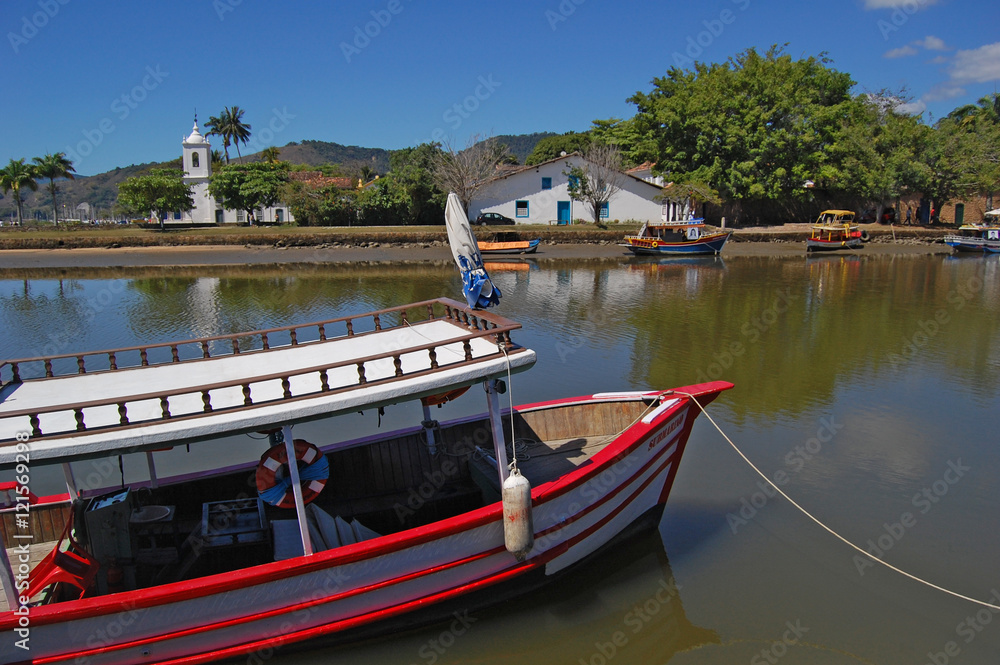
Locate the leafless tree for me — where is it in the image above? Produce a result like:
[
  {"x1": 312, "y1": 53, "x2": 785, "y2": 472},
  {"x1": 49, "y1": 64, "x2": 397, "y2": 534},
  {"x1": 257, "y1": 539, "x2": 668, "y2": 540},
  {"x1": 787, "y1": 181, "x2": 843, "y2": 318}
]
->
[
  {"x1": 565, "y1": 142, "x2": 626, "y2": 223},
  {"x1": 432, "y1": 135, "x2": 511, "y2": 215}
]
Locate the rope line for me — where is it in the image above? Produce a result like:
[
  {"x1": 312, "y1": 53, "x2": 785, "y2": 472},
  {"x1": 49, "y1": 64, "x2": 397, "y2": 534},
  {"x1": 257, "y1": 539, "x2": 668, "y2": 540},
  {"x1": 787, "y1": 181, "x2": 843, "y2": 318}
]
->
[{"x1": 673, "y1": 390, "x2": 1000, "y2": 612}]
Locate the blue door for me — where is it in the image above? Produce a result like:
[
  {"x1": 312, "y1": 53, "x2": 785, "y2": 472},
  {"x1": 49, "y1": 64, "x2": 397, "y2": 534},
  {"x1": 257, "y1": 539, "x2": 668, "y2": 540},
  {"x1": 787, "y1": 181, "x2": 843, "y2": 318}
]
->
[{"x1": 557, "y1": 201, "x2": 570, "y2": 224}]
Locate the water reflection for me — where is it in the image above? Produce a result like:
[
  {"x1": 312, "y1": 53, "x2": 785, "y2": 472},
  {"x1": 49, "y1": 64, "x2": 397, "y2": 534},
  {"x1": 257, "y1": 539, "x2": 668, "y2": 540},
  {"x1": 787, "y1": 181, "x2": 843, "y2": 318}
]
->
[{"x1": 3, "y1": 255, "x2": 1000, "y2": 664}]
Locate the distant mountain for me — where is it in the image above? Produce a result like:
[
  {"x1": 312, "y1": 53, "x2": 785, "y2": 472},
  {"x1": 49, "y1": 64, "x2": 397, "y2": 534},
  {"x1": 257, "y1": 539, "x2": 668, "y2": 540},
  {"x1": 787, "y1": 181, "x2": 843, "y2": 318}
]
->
[
  {"x1": 494, "y1": 133, "x2": 558, "y2": 164},
  {"x1": 2, "y1": 134, "x2": 557, "y2": 220},
  {"x1": 258, "y1": 141, "x2": 392, "y2": 174}
]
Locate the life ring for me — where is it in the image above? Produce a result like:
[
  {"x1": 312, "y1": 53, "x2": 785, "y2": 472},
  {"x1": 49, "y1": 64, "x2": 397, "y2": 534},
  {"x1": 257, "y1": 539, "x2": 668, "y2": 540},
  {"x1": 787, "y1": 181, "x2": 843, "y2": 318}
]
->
[
  {"x1": 860, "y1": 230, "x2": 871, "y2": 242},
  {"x1": 421, "y1": 386, "x2": 469, "y2": 407},
  {"x1": 256, "y1": 439, "x2": 329, "y2": 509},
  {"x1": 651, "y1": 240, "x2": 659, "y2": 248}
]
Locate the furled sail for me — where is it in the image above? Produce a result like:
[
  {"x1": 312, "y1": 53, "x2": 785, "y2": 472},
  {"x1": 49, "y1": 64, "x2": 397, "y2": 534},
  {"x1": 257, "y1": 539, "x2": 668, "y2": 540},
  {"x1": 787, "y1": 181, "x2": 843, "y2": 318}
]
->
[{"x1": 444, "y1": 192, "x2": 501, "y2": 309}]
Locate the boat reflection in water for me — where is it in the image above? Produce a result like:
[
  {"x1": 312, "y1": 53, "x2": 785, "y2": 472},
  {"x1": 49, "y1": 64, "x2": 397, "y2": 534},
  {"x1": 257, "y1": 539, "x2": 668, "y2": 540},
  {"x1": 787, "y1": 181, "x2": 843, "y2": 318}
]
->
[{"x1": 288, "y1": 532, "x2": 719, "y2": 665}]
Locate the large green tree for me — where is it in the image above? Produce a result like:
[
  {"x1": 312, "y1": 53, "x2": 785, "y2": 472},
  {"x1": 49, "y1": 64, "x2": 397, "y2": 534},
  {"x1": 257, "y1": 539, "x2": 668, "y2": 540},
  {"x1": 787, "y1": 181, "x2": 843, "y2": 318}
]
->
[
  {"x1": 32, "y1": 152, "x2": 76, "y2": 226},
  {"x1": 209, "y1": 161, "x2": 289, "y2": 225},
  {"x1": 628, "y1": 46, "x2": 855, "y2": 224},
  {"x1": 117, "y1": 169, "x2": 194, "y2": 230},
  {"x1": 389, "y1": 143, "x2": 446, "y2": 225},
  {"x1": 827, "y1": 94, "x2": 928, "y2": 222},
  {"x1": 920, "y1": 93, "x2": 1000, "y2": 217},
  {"x1": 0, "y1": 158, "x2": 38, "y2": 226},
  {"x1": 525, "y1": 132, "x2": 592, "y2": 166}
]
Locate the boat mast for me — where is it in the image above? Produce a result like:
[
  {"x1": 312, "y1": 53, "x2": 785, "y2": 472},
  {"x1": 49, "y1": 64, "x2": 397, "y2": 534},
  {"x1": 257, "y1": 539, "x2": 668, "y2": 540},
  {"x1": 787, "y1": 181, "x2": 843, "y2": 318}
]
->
[
  {"x1": 485, "y1": 379, "x2": 510, "y2": 488},
  {"x1": 281, "y1": 425, "x2": 314, "y2": 556}
]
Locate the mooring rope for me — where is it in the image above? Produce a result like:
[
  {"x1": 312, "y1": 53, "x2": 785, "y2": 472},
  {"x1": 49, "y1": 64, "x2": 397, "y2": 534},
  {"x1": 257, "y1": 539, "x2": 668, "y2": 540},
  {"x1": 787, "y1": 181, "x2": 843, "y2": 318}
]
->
[{"x1": 672, "y1": 390, "x2": 1000, "y2": 612}]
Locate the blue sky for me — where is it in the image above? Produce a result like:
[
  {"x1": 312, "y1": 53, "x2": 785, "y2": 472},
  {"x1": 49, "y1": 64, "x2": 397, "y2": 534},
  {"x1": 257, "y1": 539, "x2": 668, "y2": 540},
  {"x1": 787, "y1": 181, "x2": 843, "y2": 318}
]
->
[{"x1": 3, "y1": 0, "x2": 998, "y2": 175}]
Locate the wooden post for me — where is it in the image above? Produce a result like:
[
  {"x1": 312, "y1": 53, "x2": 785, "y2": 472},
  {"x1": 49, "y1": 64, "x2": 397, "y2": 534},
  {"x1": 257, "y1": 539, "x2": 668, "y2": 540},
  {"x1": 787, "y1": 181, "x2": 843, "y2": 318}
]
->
[
  {"x1": 485, "y1": 380, "x2": 510, "y2": 489},
  {"x1": 145, "y1": 451, "x2": 159, "y2": 489},
  {"x1": 282, "y1": 425, "x2": 313, "y2": 556},
  {"x1": 62, "y1": 462, "x2": 79, "y2": 501}
]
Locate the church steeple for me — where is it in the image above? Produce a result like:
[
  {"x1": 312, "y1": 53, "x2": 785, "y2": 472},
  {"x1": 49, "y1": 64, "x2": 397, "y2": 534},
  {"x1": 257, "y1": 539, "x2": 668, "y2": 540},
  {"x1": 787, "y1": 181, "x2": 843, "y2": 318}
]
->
[{"x1": 183, "y1": 119, "x2": 210, "y2": 179}]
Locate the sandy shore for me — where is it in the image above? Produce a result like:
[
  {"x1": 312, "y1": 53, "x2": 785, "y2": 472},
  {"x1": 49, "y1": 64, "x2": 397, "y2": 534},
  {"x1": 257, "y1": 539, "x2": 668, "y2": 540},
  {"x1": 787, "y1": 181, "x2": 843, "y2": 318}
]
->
[{"x1": 0, "y1": 238, "x2": 951, "y2": 271}]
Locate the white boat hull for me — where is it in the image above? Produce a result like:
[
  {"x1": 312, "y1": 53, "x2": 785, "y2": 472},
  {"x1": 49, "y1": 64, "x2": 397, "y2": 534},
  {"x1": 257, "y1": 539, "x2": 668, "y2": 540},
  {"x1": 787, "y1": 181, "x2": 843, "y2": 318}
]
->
[{"x1": 3, "y1": 387, "x2": 727, "y2": 665}]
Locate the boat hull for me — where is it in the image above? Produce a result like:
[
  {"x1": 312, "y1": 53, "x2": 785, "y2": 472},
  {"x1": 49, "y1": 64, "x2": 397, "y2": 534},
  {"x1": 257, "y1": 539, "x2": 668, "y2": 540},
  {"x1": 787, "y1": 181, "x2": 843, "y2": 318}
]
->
[
  {"x1": 623, "y1": 231, "x2": 731, "y2": 256},
  {"x1": 944, "y1": 236, "x2": 1000, "y2": 253},
  {"x1": 477, "y1": 239, "x2": 540, "y2": 254},
  {"x1": 1, "y1": 384, "x2": 730, "y2": 665},
  {"x1": 806, "y1": 237, "x2": 863, "y2": 252}
]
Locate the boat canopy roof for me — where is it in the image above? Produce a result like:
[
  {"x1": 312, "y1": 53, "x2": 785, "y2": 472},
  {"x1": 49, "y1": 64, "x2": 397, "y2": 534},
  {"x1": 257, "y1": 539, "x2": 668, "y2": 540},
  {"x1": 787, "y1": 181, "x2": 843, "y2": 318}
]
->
[
  {"x1": 0, "y1": 298, "x2": 535, "y2": 466},
  {"x1": 820, "y1": 209, "x2": 855, "y2": 216}
]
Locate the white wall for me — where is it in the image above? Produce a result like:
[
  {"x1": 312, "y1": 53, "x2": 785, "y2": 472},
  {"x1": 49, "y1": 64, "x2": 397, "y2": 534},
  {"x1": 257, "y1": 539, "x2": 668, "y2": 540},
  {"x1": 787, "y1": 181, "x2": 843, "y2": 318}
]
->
[{"x1": 470, "y1": 156, "x2": 663, "y2": 224}]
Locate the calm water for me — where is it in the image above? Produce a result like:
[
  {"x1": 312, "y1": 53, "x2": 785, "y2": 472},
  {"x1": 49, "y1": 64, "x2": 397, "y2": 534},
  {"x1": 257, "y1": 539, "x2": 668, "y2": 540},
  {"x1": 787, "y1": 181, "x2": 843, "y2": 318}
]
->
[{"x1": 2, "y1": 253, "x2": 1000, "y2": 664}]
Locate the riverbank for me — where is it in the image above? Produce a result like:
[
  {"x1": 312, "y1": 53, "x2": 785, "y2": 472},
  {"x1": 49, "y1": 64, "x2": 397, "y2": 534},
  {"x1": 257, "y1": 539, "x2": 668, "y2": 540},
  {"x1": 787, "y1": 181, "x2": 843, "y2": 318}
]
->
[{"x1": 0, "y1": 236, "x2": 952, "y2": 271}]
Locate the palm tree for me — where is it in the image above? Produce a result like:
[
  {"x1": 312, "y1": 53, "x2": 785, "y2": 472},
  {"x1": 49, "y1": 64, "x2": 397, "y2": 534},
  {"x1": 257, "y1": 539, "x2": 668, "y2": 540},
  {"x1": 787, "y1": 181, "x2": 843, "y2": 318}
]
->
[
  {"x1": 204, "y1": 106, "x2": 253, "y2": 164},
  {"x1": 32, "y1": 152, "x2": 76, "y2": 226},
  {"x1": 204, "y1": 114, "x2": 231, "y2": 163},
  {"x1": 225, "y1": 106, "x2": 252, "y2": 163},
  {"x1": 0, "y1": 158, "x2": 38, "y2": 226},
  {"x1": 260, "y1": 146, "x2": 280, "y2": 164}
]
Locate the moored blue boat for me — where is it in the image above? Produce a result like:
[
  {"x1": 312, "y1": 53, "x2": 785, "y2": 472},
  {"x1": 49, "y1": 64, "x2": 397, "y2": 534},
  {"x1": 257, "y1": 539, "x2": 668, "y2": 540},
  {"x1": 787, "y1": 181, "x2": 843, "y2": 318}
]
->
[
  {"x1": 622, "y1": 220, "x2": 731, "y2": 256},
  {"x1": 943, "y1": 209, "x2": 1000, "y2": 253}
]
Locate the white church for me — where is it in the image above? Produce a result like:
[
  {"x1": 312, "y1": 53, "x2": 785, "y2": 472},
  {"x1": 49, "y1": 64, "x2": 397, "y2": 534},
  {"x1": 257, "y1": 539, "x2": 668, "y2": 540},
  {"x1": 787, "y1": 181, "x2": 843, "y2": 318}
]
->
[{"x1": 170, "y1": 121, "x2": 293, "y2": 226}]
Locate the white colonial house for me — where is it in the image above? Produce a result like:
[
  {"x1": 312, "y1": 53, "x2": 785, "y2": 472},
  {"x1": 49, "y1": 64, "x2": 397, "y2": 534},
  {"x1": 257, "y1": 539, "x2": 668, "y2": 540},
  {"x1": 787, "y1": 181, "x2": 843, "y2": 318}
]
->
[
  {"x1": 469, "y1": 153, "x2": 666, "y2": 225},
  {"x1": 168, "y1": 122, "x2": 293, "y2": 226}
]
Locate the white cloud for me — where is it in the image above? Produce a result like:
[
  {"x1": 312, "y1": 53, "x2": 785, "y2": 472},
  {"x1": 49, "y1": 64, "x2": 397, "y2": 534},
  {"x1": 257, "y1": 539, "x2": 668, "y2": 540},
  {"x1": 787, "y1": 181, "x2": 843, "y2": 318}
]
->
[
  {"x1": 884, "y1": 45, "x2": 918, "y2": 58},
  {"x1": 863, "y1": 0, "x2": 939, "y2": 8},
  {"x1": 895, "y1": 100, "x2": 927, "y2": 115},
  {"x1": 914, "y1": 35, "x2": 948, "y2": 51},
  {"x1": 924, "y1": 83, "x2": 967, "y2": 102},
  {"x1": 949, "y1": 42, "x2": 1000, "y2": 83}
]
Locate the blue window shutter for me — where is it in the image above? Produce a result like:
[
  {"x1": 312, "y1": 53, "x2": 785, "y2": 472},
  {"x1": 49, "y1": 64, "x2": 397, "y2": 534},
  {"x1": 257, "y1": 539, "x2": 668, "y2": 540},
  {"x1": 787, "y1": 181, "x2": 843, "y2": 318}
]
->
[{"x1": 541, "y1": 177, "x2": 552, "y2": 190}]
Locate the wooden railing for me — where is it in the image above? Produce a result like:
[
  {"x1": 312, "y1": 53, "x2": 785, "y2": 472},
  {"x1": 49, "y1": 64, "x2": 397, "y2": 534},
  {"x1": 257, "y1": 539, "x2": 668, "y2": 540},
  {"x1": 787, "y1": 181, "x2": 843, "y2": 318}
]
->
[
  {"x1": 0, "y1": 298, "x2": 513, "y2": 386},
  {"x1": 0, "y1": 298, "x2": 524, "y2": 442}
]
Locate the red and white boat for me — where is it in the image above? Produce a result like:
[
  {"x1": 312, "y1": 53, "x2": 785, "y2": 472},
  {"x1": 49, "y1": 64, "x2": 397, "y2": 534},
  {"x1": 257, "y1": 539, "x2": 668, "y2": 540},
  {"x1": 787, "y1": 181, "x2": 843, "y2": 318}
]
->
[{"x1": 1, "y1": 298, "x2": 730, "y2": 665}]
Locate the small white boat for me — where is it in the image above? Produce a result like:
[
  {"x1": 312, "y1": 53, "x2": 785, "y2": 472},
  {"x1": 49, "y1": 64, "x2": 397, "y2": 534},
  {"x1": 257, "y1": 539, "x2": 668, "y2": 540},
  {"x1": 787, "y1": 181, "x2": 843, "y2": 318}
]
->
[
  {"x1": 943, "y1": 209, "x2": 1000, "y2": 253},
  {"x1": 0, "y1": 297, "x2": 731, "y2": 664}
]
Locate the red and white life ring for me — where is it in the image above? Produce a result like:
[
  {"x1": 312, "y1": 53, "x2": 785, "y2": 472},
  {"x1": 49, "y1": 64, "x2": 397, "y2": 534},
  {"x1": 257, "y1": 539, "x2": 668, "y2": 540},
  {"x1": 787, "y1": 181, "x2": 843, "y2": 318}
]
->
[{"x1": 255, "y1": 439, "x2": 329, "y2": 509}]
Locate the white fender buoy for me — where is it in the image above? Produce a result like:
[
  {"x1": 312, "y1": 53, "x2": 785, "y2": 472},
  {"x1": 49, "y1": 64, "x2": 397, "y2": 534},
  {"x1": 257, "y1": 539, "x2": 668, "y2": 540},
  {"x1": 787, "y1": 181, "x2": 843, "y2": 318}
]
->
[{"x1": 502, "y1": 467, "x2": 534, "y2": 561}]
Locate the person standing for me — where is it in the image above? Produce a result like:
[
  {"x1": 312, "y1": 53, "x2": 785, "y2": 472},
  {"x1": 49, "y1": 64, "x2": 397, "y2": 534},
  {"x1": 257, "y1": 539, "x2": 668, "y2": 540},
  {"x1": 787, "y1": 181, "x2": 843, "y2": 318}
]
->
[{"x1": 905, "y1": 206, "x2": 912, "y2": 225}]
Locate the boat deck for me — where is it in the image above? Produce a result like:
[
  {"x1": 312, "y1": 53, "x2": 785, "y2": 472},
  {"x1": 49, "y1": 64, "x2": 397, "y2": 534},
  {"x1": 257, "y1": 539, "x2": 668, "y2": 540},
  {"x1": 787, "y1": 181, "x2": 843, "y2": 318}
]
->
[{"x1": 0, "y1": 299, "x2": 535, "y2": 465}]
